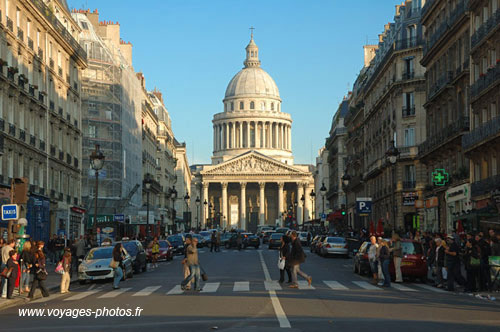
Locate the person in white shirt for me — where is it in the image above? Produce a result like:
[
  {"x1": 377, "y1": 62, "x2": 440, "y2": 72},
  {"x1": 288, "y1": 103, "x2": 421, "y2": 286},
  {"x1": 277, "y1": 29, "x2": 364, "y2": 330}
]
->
[{"x1": 368, "y1": 236, "x2": 379, "y2": 285}]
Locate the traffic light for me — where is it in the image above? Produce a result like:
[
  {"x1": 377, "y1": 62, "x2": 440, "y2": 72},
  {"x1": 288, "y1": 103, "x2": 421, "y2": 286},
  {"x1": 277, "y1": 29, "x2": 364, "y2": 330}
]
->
[{"x1": 341, "y1": 204, "x2": 346, "y2": 216}]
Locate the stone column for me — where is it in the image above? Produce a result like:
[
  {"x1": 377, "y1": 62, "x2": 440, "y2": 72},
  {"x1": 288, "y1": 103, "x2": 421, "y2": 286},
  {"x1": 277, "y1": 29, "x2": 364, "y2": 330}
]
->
[
  {"x1": 222, "y1": 182, "x2": 228, "y2": 229},
  {"x1": 239, "y1": 122, "x2": 243, "y2": 148},
  {"x1": 225, "y1": 123, "x2": 229, "y2": 150},
  {"x1": 202, "y1": 183, "x2": 209, "y2": 228},
  {"x1": 288, "y1": 125, "x2": 292, "y2": 150},
  {"x1": 278, "y1": 182, "x2": 284, "y2": 227},
  {"x1": 240, "y1": 182, "x2": 246, "y2": 230},
  {"x1": 213, "y1": 126, "x2": 216, "y2": 151},
  {"x1": 231, "y1": 122, "x2": 235, "y2": 149},
  {"x1": 259, "y1": 182, "x2": 266, "y2": 225},
  {"x1": 305, "y1": 183, "x2": 314, "y2": 221},
  {"x1": 256, "y1": 122, "x2": 260, "y2": 148},
  {"x1": 246, "y1": 121, "x2": 250, "y2": 148},
  {"x1": 297, "y1": 183, "x2": 304, "y2": 225}
]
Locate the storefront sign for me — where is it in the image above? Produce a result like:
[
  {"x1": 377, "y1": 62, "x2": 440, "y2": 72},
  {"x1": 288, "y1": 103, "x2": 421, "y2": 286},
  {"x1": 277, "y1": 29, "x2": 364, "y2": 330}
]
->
[
  {"x1": 425, "y1": 196, "x2": 438, "y2": 208},
  {"x1": 446, "y1": 184, "x2": 470, "y2": 203},
  {"x1": 71, "y1": 206, "x2": 86, "y2": 214},
  {"x1": 402, "y1": 192, "x2": 418, "y2": 206},
  {"x1": 415, "y1": 200, "x2": 424, "y2": 209}
]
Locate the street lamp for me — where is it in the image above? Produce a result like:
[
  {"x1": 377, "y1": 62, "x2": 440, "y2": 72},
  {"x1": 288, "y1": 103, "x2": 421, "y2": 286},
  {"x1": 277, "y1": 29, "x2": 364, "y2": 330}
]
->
[
  {"x1": 386, "y1": 139, "x2": 400, "y2": 231},
  {"x1": 320, "y1": 182, "x2": 327, "y2": 216},
  {"x1": 203, "y1": 199, "x2": 208, "y2": 231},
  {"x1": 143, "y1": 174, "x2": 153, "y2": 237},
  {"x1": 293, "y1": 201, "x2": 298, "y2": 228},
  {"x1": 310, "y1": 189, "x2": 316, "y2": 220},
  {"x1": 195, "y1": 196, "x2": 200, "y2": 231},
  {"x1": 208, "y1": 202, "x2": 213, "y2": 228},
  {"x1": 170, "y1": 186, "x2": 177, "y2": 232},
  {"x1": 342, "y1": 171, "x2": 351, "y2": 227},
  {"x1": 184, "y1": 192, "x2": 190, "y2": 230},
  {"x1": 300, "y1": 194, "x2": 305, "y2": 224},
  {"x1": 90, "y1": 144, "x2": 105, "y2": 242}
]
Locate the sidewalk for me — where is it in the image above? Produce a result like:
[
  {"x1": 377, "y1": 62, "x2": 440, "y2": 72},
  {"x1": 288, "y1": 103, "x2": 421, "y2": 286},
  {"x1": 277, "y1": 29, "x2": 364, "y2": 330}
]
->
[{"x1": 0, "y1": 262, "x2": 78, "y2": 311}]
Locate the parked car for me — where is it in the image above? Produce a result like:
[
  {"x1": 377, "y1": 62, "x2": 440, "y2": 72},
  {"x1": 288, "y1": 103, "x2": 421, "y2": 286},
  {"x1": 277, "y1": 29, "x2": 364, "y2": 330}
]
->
[
  {"x1": 78, "y1": 246, "x2": 133, "y2": 284},
  {"x1": 242, "y1": 233, "x2": 260, "y2": 248},
  {"x1": 257, "y1": 226, "x2": 274, "y2": 237},
  {"x1": 167, "y1": 235, "x2": 186, "y2": 255},
  {"x1": 191, "y1": 234, "x2": 208, "y2": 248},
  {"x1": 115, "y1": 240, "x2": 147, "y2": 273},
  {"x1": 275, "y1": 227, "x2": 290, "y2": 234},
  {"x1": 352, "y1": 241, "x2": 372, "y2": 275},
  {"x1": 268, "y1": 233, "x2": 284, "y2": 249},
  {"x1": 146, "y1": 240, "x2": 174, "y2": 262},
  {"x1": 319, "y1": 237, "x2": 349, "y2": 257},
  {"x1": 262, "y1": 230, "x2": 276, "y2": 244},
  {"x1": 219, "y1": 232, "x2": 234, "y2": 247},
  {"x1": 199, "y1": 231, "x2": 213, "y2": 246},
  {"x1": 298, "y1": 232, "x2": 312, "y2": 246}
]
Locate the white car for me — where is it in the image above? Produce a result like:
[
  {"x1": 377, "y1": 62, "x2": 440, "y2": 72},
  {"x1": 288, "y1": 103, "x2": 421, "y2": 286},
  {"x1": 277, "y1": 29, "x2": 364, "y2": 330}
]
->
[
  {"x1": 320, "y1": 237, "x2": 349, "y2": 257},
  {"x1": 78, "y1": 246, "x2": 134, "y2": 284}
]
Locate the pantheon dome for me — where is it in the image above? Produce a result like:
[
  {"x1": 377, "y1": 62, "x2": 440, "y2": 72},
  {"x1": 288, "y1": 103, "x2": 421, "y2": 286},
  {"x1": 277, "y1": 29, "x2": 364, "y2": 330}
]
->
[{"x1": 212, "y1": 33, "x2": 293, "y2": 164}]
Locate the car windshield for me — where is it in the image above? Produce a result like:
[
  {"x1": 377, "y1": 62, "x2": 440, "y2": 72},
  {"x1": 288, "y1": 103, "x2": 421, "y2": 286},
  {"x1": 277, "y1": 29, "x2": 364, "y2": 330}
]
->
[
  {"x1": 327, "y1": 237, "x2": 345, "y2": 243},
  {"x1": 159, "y1": 241, "x2": 170, "y2": 248},
  {"x1": 271, "y1": 234, "x2": 283, "y2": 239},
  {"x1": 121, "y1": 242, "x2": 137, "y2": 256},
  {"x1": 402, "y1": 242, "x2": 423, "y2": 255},
  {"x1": 200, "y1": 232, "x2": 211, "y2": 237},
  {"x1": 167, "y1": 236, "x2": 183, "y2": 244},
  {"x1": 86, "y1": 247, "x2": 113, "y2": 260}
]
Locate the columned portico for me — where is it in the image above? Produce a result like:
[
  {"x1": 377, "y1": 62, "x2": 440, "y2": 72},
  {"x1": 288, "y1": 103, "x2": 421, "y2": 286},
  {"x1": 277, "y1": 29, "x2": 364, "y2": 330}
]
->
[
  {"x1": 259, "y1": 182, "x2": 266, "y2": 225},
  {"x1": 240, "y1": 182, "x2": 247, "y2": 230},
  {"x1": 297, "y1": 184, "x2": 304, "y2": 225},
  {"x1": 222, "y1": 182, "x2": 228, "y2": 229},
  {"x1": 202, "y1": 183, "x2": 209, "y2": 227},
  {"x1": 277, "y1": 182, "x2": 284, "y2": 226}
]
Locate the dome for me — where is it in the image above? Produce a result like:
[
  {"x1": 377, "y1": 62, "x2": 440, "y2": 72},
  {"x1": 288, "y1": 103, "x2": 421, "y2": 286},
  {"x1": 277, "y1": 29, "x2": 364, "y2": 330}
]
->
[{"x1": 224, "y1": 67, "x2": 280, "y2": 99}]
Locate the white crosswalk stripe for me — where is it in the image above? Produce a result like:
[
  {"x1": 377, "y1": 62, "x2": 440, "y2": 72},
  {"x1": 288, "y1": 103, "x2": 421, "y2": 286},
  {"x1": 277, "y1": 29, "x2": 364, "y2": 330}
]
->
[
  {"x1": 132, "y1": 286, "x2": 161, "y2": 296},
  {"x1": 264, "y1": 280, "x2": 282, "y2": 291},
  {"x1": 201, "y1": 282, "x2": 220, "y2": 293},
  {"x1": 298, "y1": 280, "x2": 315, "y2": 290},
  {"x1": 233, "y1": 281, "x2": 250, "y2": 292},
  {"x1": 352, "y1": 281, "x2": 382, "y2": 290},
  {"x1": 324, "y1": 280, "x2": 348, "y2": 290},
  {"x1": 166, "y1": 285, "x2": 184, "y2": 295},
  {"x1": 391, "y1": 283, "x2": 418, "y2": 292},
  {"x1": 64, "y1": 289, "x2": 101, "y2": 301},
  {"x1": 411, "y1": 283, "x2": 448, "y2": 293},
  {"x1": 99, "y1": 288, "x2": 132, "y2": 298}
]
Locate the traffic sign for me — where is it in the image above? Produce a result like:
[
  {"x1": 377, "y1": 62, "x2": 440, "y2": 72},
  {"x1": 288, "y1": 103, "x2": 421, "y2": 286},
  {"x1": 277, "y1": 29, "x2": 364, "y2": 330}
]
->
[
  {"x1": 1, "y1": 204, "x2": 19, "y2": 220},
  {"x1": 356, "y1": 198, "x2": 372, "y2": 215}
]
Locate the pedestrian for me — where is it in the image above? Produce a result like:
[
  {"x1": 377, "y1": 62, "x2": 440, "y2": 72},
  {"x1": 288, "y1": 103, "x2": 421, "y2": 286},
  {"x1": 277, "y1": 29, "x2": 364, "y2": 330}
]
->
[
  {"x1": 27, "y1": 241, "x2": 49, "y2": 300},
  {"x1": 237, "y1": 232, "x2": 243, "y2": 251},
  {"x1": 111, "y1": 243, "x2": 124, "y2": 290},
  {"x1": 376, "y1": 237, "x2": 384, "y2": 285},
  {"x1": 427, "y1": 238, "x2": 436, "y2": 281},
  {"x1": 181, "y1": 237, "x2": 202, "y2": 291},
  {"x1": 278, "y1": 235, "x2": 292, "y2": 284},
  {"x1": 1, "y1": 239, "x2": 16, "y2": 298},
  {"x1": 379, "y1": 239, "x2": 391, "y2": 287},
  {"x1": 20, "y1": 241, "x2": 33, "y2": 295},
  {"x1": 216, "y1": 231, "x2": 221, "y2": 252},
  {"x1": 476, "y1": 233, "x2": 491, "y2": 291},
  {"x1": 288, "y1": 231, "x2": 312, "y2": 288},
  {"x1": 55, "y1": 235, "x2": 64, "y2": 263},
  {"x1": 182, "y1": 235, "x2": 192, "y2": 290},
  {"x1": 5, "y1": 250, "x2": 19, "y2": 299},
  {"x1": 491, "y1": 231, "x2": 500, "y2": 256},
  {"x1": 59, "y1": 247, "x2": 72, "y2": 294},
  {"x1": 434, "y1": 238, "x2": 445, "y2": 288},
  {"x1": 150, "y1": 237, "x2": 160, "y2": 268},
  {"x1": 210, "y1": 231, "x2": 217, "y2": 252},
  {"x1": 390, "y1": 233, "x2": 403, "y2": 283},
  {"x1": 368, "y1": 236, "x2": 379, "y2": 285},
  {"x1": 444, "y1": 235, "x2": 461, "y2": 291},
  {"x1": 464, "y1": 237, "x2": 481, "y2": 293}
]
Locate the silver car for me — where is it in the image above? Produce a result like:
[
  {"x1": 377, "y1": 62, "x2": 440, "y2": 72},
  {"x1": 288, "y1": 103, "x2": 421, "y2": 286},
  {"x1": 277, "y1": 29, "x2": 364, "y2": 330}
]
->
[
  {"x1": 320, "y1": 237, "x2": 349, "y2": 257},
  {"x1": 78, "y1": 246, "x2": 134, "y2": 284}
]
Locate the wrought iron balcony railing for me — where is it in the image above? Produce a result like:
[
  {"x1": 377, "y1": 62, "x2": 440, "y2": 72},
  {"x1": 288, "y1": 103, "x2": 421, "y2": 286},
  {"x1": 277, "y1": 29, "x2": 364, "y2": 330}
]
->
[
  {"x1": 420, "y1": 116, "x2": 469, "y2": 157},
  {"x1": 471, "y1": 63, "x2": 500, "y2": 99},
  {"x1": 471, "y1": 8, "x2": 500, "y2": 50},
  {"x1": 462, "y1": 115, "x2": 500, "y2": 150},
  {"x1": 471, "y1": 174, "x2": 500, "y2": 197}
]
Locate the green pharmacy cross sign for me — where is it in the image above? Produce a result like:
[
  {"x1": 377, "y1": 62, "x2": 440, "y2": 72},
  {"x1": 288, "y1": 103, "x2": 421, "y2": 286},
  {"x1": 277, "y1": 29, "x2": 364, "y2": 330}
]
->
[{"x1": 432, "y1": 169, "x2": 449, "y2": 186}]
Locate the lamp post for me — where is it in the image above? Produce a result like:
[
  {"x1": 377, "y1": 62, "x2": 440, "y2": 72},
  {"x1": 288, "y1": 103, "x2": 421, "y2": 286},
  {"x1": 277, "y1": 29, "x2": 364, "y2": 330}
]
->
[
  {"x1": 320, "y1": 182, "x2": 327, "y2": 216},
  {"x1": 342, "y1": 172, "x2": 351, "y2": 227},
  {"x1": 300, "y1": 194, "x2": 305, "y2": 224},
  {"x1": 293, "y1": 201, "x2": 298, "y2": 228},
  {"x1": 208, "y1": 202, "x2": 213, "y2": 228},
  {"x1": 184, "y1": 192, "x2": 190, "y2": 230},
  {"x1": 143, "y1": 174, "x2": 153, "y2": 237},
  {"x1": 195, "y1": 196, "x2": 200, "y2": 232},
  {"x1": 170, "y1": 186, "x2": 177, "y2": 232},
  {"x1": 310, "y1": 189, "x2": 316, "y2": 220},
  {"x1": 386, "y1": 140, "x2": 400, "y2": 231},
  {"x1": 90, "y1": 144, "x2": 105, "y2": 241},
  {"x1": 203, "y1": 199, "x2": 208, "y2": 231}
]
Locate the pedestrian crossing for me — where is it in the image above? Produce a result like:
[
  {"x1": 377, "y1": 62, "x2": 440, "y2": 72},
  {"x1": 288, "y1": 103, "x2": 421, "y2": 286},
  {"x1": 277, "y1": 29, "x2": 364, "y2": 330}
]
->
[{"x1": 57, "y1": 280, "x2": 449, "y2": 301}]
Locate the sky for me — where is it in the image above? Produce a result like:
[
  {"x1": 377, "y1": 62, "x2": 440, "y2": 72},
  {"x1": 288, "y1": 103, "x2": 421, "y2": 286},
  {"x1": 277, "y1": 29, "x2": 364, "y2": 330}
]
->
[{"x1": 68, "y1": 0, "x2": 403, "y2": 165}]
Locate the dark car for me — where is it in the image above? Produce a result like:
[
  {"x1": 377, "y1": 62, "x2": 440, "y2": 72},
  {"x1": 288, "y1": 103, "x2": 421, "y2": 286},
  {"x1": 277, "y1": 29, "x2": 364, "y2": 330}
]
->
[
  {"x1": 146, "y1": 240, "x2": 174, "y2": 262},
  {"x1": 191, "y1": 234, "x2": 207, "y2": 248},
  {"x1": 352, "y1": 241, "x2": 372, "y2": 275},
  {"x1": 268, "y1": 233, "x2": 284, "y2": 249},
  {"x1": 242, "y1": 233, "x2": 260, "y2": 248},
  {"x1": 262, "y1": 230, "x2": 275, "y2": 244},
  {"x1": 219, "y1": 232, "x2": 234, "y2": 247},
  {"x1": 199, "y1": 231, "x2": 212, "y2": 246},
  {"x1": 167, "y1": 235, "x2": 186, "y2": 255},
  {"x1": 115, "y1": 240, "x2": 147, "y2": 273}
]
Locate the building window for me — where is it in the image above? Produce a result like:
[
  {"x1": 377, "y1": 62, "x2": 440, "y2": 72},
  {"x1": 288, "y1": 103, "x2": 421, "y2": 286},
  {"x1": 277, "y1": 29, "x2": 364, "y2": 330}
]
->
[
  {"x1": 88, "y1": 125, "x2": 96, "y2": 138},
  {"x1": 271, "y1": 103, "x2": 274, "y2": 111},
  {"x1": 250, "y1": 101, "x2": 255, "y2": 109},
  {"x1": 404, "y1": 127, "x2": 415, "y2": 146},
  {"x1": 231, "y1": 102, "x2": 234, "y2": 111},
  {"x1": 240, "y1": 101, "x2": 244, "y2": 110}
]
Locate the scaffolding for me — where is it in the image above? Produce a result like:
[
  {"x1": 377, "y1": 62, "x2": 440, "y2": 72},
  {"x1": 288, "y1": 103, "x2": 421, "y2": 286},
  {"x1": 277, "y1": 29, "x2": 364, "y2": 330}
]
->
[{"x1": 72, "y1": 12, "x2": 142, "y2": 215}]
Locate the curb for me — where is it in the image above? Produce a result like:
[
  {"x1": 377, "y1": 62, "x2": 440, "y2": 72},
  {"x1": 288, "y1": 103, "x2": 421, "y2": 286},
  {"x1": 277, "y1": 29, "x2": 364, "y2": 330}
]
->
[{"x1": 0, "y1": 278, "x2": 79, "y2": 311}]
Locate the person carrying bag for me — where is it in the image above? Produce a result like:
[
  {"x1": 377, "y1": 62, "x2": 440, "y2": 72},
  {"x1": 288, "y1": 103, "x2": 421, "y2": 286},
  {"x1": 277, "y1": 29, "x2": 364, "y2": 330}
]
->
[
  {"x1": 278, "y1": 235, "x2": 292, "y2": 284},
  {"x1": 27, "y1": 241, "x2": 50, "y2": 300}
]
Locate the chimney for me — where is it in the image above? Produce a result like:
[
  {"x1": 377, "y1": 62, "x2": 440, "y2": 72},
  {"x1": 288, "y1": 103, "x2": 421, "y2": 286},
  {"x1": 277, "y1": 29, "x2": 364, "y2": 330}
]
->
[{"x1": 363, "y1": 45, "x2": 378, "y2": 67}]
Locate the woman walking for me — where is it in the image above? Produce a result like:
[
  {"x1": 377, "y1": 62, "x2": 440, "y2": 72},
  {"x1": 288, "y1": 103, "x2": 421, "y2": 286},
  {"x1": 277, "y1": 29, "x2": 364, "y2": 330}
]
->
[
  {"x1": 20, "y1": 241, "x2": 33, "y2": 294},
  {"x1": 60, "y1": 248, "x2": 72, "y2": 294},
  {"x1": 112, "y1": 243, "x2": 124, "y2": 290},
  {"x1": 379, "y1": 240, "x2": 391, "y2": 287},
  {"x1": 391, "y1": 233, "x2": 403, "y2": 283},
  {"x1": 289, "y1": 231, "x2": 312, "y2": 288},
  {"x1": 6, "y1": 250, "x2": 19, "y2": 299},
  {"x1": 27, "y1": 241, "x2": 49, "y2": 300},
  {"x1": 278, "y1": 235, "x2": 292, "y2": 284}
]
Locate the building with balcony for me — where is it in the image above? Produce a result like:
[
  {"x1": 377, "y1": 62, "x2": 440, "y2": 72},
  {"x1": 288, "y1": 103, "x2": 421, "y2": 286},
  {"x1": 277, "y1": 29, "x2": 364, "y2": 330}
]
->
[
  {"x1": 419, "y1": 0, "x2": 472, "y2": 233},
  {"x1": 314, "y1": 147, "x2": 329, "y2": 222},
  {"x1": 461, "y1": 0, "x2": 500, "y2": 232},
  {"x1": 0, "y1": 0, "x2": 87, "y2": 242}
]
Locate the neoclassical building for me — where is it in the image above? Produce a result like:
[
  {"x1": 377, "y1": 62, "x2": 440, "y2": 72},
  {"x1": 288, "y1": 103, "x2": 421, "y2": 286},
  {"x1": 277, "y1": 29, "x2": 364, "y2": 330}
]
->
[{"x1": 191, "y1": 33, "x2": 314, "y2": 231}]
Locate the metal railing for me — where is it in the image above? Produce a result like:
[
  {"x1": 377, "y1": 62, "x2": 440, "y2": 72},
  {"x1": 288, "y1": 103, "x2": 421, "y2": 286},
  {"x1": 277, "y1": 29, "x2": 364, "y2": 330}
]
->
[
  {"x1": 420, "y1": 116, "x2": 469, "y2": 156},
  {"x1": 6, "y1": 17, "x2": 13, "y2": 32},
  {"x1": 402, "y1": 71, "x2": 415, "y2": 80},
  {"x1": 470, "y1": 63, "x2": 500, "y2": 99},
  {"x1": 30, "y1": 134, "x2": 36, "y2": 146},
  {"x1": 471, "y1": 9, "x2": 500, "y2": 50},
  {"x1": 49, "y1": 58, "x2": 54, "y2": 69},
  {"x1": 17, "y1": 28, "x2": 24, "y2": 41},
  {"x1": 403, "y1": 181, "x2": 416, "y2": 189},
  {"x1": 402, "y1": 106, "x2": 416, "y2": 117},
  {"x1": 19, "y1": 129, "x2": 25, "y2": 141},
  {"x1": 8, "y1": 123, "x2": 16, "y2": 136},
  {"x1": 39, "y1": 140, "x2": 45, "y2": 151},
  {"x1": 28, "y1": 37, "x2": 34, "y2": 50},
  {"x1": 462, "y1": 115, "x2": 500, "y2": 150},
  {"x1": 37, "y1": 48, "x2": 43, "y2": 59},
  {"x1": 471, "y1": 174, "x2": 500, "y2": 197}
]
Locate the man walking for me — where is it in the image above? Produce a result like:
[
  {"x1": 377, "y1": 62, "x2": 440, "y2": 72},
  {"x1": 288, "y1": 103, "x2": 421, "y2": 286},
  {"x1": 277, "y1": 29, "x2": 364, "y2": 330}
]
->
[
  {"x1": 210, "y1": 231, "x2": 217, "y2": 253},
  {"x1": 1, "y1": 239, "x2": 16, "y2": 298},
  {"x1": 445, "y1": 235, "x2": 461, "y2": 291},
  {"x1": 181, "y1": 237, "x2": 202, "y2": 291},
  {"x1": 288, "y1": 231, "x2": 312, "y2": 288},
  {"x1": 216, "y1": 231, "x2": 221, "y2": 252},
  {"x1": 182, "y1": 235, "x2": 192, "y2": 290}
]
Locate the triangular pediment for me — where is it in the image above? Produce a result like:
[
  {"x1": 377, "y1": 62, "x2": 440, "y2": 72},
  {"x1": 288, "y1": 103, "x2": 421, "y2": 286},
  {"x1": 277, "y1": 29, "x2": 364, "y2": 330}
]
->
[{"x1": 202, "y1": 151, "x2": 308, "y2": 176}]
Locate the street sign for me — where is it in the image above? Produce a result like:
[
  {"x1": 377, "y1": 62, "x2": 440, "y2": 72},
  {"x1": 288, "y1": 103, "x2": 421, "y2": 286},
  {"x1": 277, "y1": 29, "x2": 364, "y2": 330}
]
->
[
  {"x1": 356, "y1": 198, "x2": 372, "y2": 215},
  {"x1": 1, "y1": 204, "x2": 19, "y2": 220},
  {"x1": 113, "y1": 214, "x2": 125, "y2": 222}
]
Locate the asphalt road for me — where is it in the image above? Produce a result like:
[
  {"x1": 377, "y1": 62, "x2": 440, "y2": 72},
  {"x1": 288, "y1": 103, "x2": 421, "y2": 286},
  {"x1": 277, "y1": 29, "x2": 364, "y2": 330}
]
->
[{"x1": 1, "y1": 245, "x2": 499, "y2": 332}]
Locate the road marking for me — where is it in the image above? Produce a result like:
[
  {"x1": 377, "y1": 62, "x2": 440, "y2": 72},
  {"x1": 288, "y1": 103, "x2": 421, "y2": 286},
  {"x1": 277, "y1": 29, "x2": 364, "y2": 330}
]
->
[
  {"x1": 352, "y1": 281, "x2": 382, "y2": 290},
  {"x1": 391, "y1": 283, "x2": 417, "y2": 292},
  {"x1": 412, "y1": 284, "x2": 448, "y2": 293},
  {"x1": 324, "y1": 280, "x2": 348, "y2": 290},
  {"x1": 298, "y1": 280, "x2": 315, "y2": 290},
  {"x1": 264, "y1": 280, "x2": 282, "y2": 291},
  {"x1": 98, "y1": 287, "x2": 131, "y2": 298},
  {"x1": 132, "y1": 286, "x2": 161, "y2": 296},
  {"x1": 233, "y1": 281, "x2": 250, "y2": 292},
  {"x1": 201, "y1": 282, "x2": 220, "y2": 293},
  {"x1": 64, "y1": 289, "x2": 101, "y2": 301},
  {"x1": 198, "y1": 250, "x2": 205, "y2": 253},
  {"x1": 258, "y1": 250, "x2": 291, "y2": 328},
  {"x1": 166, "y1": 285, "x2": 184, "y2": 295},
  {"x1": 88, "y1": 284, "x2": 95, "y2": 290}
]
